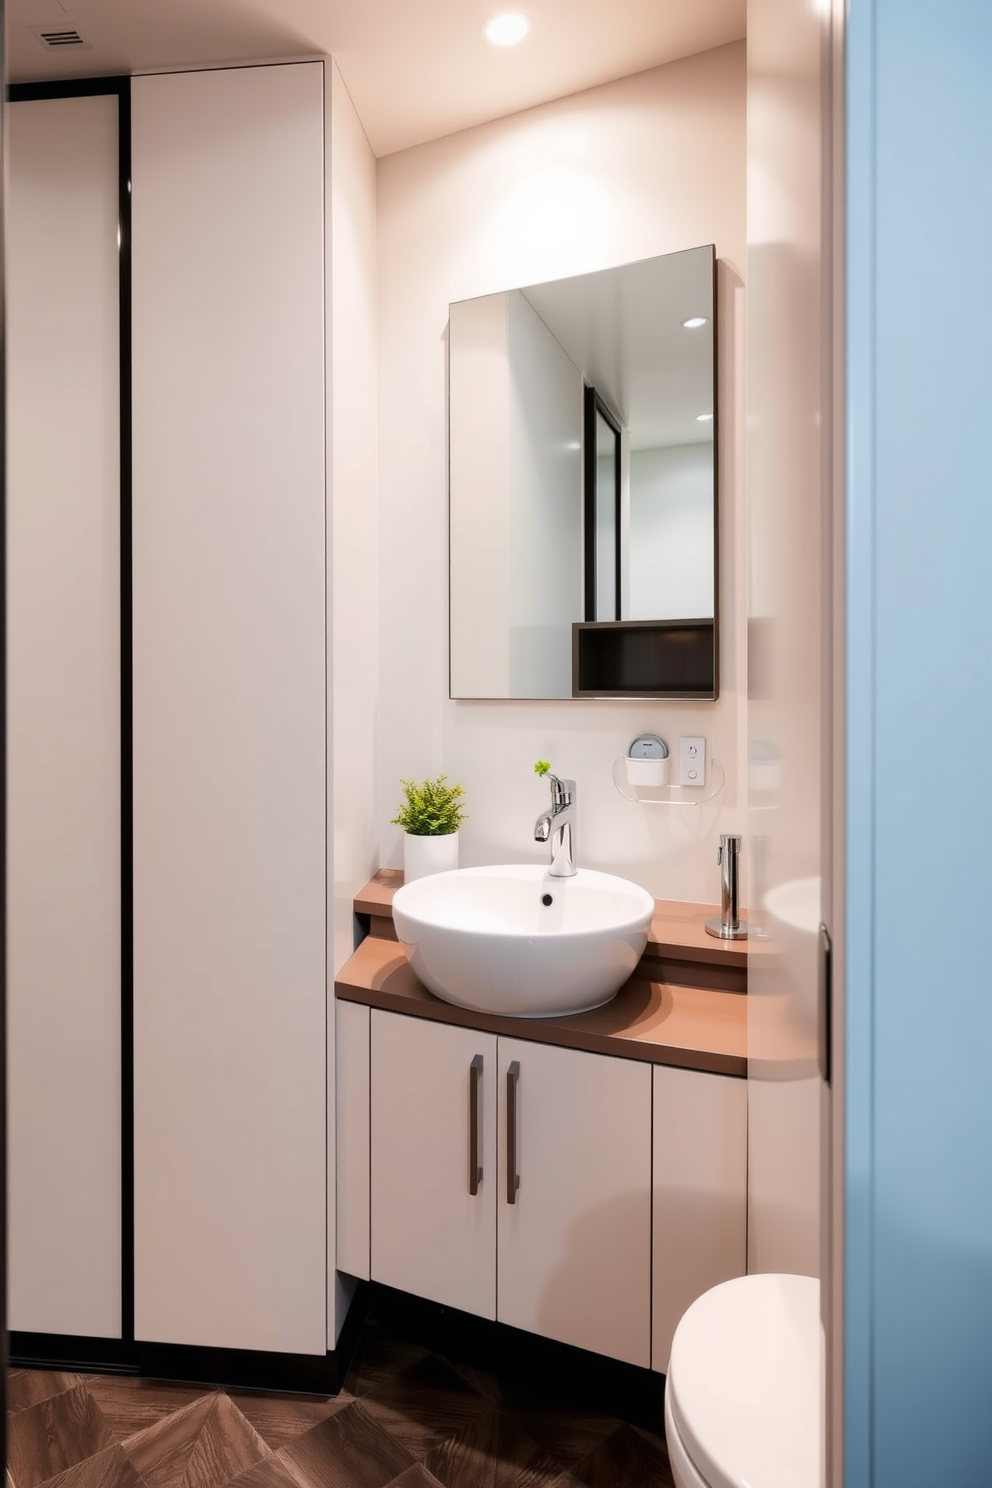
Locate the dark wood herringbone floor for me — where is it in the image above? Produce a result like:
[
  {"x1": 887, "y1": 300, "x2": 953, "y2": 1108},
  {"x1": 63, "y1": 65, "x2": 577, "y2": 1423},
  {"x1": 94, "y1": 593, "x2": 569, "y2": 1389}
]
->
[{"x1": 6, "y1": 1314, "x2": 675, "y2": 1488}]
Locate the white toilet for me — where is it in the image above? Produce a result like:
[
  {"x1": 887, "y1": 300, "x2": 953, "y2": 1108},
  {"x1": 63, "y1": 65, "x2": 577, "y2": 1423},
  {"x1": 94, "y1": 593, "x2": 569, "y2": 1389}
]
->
[{"x1": 665, "y1": 1274, "x2": 822, "y2": 1488}]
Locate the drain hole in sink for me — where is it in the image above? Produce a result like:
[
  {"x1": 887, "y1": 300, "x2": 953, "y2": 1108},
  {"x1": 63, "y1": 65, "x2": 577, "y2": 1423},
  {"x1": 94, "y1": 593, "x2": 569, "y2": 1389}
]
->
[{"x1": 541, "y1": 893, "x2": 554, "y2": 906}]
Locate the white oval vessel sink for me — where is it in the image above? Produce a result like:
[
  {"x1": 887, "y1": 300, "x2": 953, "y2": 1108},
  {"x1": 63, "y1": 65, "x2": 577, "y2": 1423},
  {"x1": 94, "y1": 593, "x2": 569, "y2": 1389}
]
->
[{"x1": 392, "y1": 864, "x2": 655, "y2": 1018}]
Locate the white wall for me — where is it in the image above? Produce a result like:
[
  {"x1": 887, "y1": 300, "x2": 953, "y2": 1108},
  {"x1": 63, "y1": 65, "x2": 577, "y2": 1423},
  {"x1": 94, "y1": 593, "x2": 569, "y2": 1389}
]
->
[
  {"x1": 628, "y1": 444, "x2": 714, "y2": 621},
  {"x1": 6, "y1": 93, "x2": 122, "y2": 1339},
  {"x1": 326, "y1": 59, "x2": 379, "y2": 1343},
  {"x1": 377, "y1": 43, "x2": 746, "y2": 901}
]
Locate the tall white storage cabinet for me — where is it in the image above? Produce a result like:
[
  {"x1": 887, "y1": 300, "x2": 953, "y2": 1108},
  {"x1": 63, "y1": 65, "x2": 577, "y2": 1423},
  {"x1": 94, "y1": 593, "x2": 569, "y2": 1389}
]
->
[
  {"x1": 131, "y1": 64, "x2": 328, "y2": 1355},
  {"x1": 6, "y1": 93, "x2": 123, "y2": 1340}
]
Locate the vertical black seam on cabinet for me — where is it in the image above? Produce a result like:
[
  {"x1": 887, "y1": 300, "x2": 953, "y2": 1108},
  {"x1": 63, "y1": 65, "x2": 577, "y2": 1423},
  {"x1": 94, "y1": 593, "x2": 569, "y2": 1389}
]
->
[
  {"x1": 6, "y1": 74, "x2": 135, "y2": 1350},
  {"x1": 117, "y1": 76, "x2": 135, "y2": 1351},
  {"x1": 1, "y1": 0, "x2": 11, "y2": 1447},
  {"x1": 321, "y1": 57, "x2": 330, "y2": 1347}
]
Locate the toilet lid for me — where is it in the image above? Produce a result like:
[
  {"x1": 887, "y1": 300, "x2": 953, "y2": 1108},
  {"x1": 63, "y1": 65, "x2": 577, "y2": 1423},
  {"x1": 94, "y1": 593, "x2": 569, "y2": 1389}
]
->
[{"x1": 667, "y1": 1274, "x2": 821, "y2": 1488}]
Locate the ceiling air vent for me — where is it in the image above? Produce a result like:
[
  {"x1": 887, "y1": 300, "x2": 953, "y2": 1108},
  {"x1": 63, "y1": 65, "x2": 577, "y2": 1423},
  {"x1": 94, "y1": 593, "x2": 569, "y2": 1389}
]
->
[{"x1": 29, "y1": 23, "x2": 92, "y2": 51}]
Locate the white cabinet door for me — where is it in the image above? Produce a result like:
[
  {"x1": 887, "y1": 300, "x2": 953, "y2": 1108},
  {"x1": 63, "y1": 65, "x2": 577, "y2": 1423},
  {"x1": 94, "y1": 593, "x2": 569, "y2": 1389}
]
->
[
  {"x1": 132, "y1": 62, "x2": 327, "y2": 1355},
  {"x1": 651, "y1": 1065, "x2": 747, "y2": 1371},
  {"x1": 371, "y1": 1012, "x2": 498, "y2": 1318},
  {"x1": 7, "y1": 92, "x2": 123, "y2": 1340},
  {"x1": 497, "y1": 1039, "x2": 652, "y2": 1366}
]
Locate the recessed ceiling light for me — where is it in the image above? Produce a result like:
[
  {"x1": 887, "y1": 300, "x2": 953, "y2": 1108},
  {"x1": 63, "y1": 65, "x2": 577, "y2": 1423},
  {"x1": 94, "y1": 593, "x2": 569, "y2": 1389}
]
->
[
  {"x1": 485, "y1": 12, "x2": 530, "y2": 46},
  {"x1": 682, "y1": 316, "x2": 708, "y2": 329},
  {"x1": 696, "y1": 413, "x2": 713, "y2": 422}
]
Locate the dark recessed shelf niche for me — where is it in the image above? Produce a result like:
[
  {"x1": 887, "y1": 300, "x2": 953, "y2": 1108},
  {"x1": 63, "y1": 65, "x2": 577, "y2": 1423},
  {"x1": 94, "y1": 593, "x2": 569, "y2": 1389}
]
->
[{"x1": 572, "y1": 620, "x2": 717, "y2": 699}]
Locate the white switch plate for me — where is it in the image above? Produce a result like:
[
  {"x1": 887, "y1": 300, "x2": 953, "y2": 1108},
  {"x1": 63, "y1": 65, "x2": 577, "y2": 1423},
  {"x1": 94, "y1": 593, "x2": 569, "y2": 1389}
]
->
[{"x1": 679, "y1": 736, "x2": 706, "y2": 788}]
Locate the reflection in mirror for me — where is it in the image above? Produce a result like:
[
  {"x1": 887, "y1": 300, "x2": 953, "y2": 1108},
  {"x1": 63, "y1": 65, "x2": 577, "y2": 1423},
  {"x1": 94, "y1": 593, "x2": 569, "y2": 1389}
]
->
[
  {"x1": 449, "y1": 245, "x2": 717, "y2": 699},
  {"x1": 587, "y1": 392, "x2": 620, "y2": 623}
]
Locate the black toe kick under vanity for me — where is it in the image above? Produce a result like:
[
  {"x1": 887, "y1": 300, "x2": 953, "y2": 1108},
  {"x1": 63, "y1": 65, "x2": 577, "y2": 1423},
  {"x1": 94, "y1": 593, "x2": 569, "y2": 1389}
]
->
[{"x1": 336, "y1": 874, "x2": 754, "y2": 1378}]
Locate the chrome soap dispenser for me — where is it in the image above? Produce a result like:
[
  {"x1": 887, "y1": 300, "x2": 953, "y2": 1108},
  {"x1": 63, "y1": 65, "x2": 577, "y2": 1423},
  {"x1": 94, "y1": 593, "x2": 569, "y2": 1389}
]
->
[{"x1": 705, "y1": 834, "x2": 748, "y2": 940}]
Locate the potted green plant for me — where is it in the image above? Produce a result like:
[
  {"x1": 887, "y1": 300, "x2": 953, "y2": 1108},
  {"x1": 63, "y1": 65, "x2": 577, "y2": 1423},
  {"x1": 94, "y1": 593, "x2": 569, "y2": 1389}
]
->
[{"x1": 392, "y1": 773, "x2": 467, "y2": 882}]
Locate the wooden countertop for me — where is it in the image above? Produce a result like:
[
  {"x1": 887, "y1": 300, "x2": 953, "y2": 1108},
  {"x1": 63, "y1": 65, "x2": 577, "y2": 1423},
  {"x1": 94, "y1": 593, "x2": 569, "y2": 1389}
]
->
[
  {"x1": 339, "y1": 873, "x2": 748, "y2": 1078},
  {"x1": 353, "y1": 867, "x2": 404, "y2": 916},
  {"x1": 336, "y1": 937, "x2": 746, "y2": 1077}
]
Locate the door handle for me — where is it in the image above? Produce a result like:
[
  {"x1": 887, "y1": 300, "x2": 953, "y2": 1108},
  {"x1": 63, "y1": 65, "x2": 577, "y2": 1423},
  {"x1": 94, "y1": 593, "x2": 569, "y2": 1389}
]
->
[
  {"x1": 506, "y1": 1060, "x2": 520, "y2": 1204},
  {"x1": 469, "y1": 1054, "x2": 484, "y2": 1195},
  {"x1": 818, "y1": 923, "x2": 832, "y2": 1084}
]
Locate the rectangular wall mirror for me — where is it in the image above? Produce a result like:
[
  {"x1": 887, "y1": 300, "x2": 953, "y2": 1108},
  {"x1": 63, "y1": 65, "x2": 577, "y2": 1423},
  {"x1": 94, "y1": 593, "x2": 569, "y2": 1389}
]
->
[{"x1": 449, "y1": 244, "x2": 718, "y2": 699}]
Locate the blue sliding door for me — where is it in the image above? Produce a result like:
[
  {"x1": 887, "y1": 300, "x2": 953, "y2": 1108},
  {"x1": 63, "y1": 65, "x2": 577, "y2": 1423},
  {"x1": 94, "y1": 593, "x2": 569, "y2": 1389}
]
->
[{"x1": 846, "y1": 2, "x2": 992, "y2": 1482}]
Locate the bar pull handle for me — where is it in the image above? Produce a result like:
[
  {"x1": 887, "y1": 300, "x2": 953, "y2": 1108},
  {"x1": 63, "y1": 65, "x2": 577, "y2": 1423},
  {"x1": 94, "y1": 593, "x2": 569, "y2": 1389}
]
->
[
  {"x1": 818, "y1": 924, "x2": 832, "y2": 1085},
  {"x1": 506, "y1": 1061, "x2": 521, "y2": 1204},
  {"x1": 469, "y1": 1054, "x2": 484, "y2": 1195}
]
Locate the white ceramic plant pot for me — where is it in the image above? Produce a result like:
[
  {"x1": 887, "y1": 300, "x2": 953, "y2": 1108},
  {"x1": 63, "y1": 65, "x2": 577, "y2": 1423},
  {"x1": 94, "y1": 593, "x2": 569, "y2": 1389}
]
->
[{"x1": 403, "y1": 830, "x2": 459, "y2": 883}]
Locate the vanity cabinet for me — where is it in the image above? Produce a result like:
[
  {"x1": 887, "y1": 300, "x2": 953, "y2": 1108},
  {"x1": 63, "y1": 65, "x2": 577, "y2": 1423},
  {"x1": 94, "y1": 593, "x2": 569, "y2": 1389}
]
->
[
  {"x1": 340, "y1": 891, "x2": 750, "y2": 1376},
  {"x1": 369, "y1": 1010, "x2": 652, "y2": 1367}
]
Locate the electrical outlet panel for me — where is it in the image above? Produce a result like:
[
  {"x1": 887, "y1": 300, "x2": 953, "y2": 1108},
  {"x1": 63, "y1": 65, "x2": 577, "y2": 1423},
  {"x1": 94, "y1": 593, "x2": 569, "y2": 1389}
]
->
[{"x1": 679, "y1": 736, "x2": 706, "y2": 788}]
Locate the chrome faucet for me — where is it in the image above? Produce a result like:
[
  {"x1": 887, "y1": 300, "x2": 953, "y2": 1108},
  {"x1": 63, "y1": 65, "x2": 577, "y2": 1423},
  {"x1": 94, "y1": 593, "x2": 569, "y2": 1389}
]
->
[{"x1": 534, "y1": 775, "x2": 576, "y2": 878}]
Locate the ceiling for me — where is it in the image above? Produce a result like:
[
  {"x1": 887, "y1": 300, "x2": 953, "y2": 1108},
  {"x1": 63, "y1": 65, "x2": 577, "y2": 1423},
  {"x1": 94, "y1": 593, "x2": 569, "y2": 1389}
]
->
[{"x1": 7, "y1": 0, "x2": 745, "y2": 156}]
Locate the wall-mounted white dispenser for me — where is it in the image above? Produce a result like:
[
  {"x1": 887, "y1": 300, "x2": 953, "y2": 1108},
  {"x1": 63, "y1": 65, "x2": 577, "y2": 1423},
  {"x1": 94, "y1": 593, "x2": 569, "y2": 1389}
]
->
[
  {"x1": 626, "y1": 733, "x2": 669, "y2": 788},
  {"x1": 613, "y1": 734, "x2": 724, "y2": 807}
]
